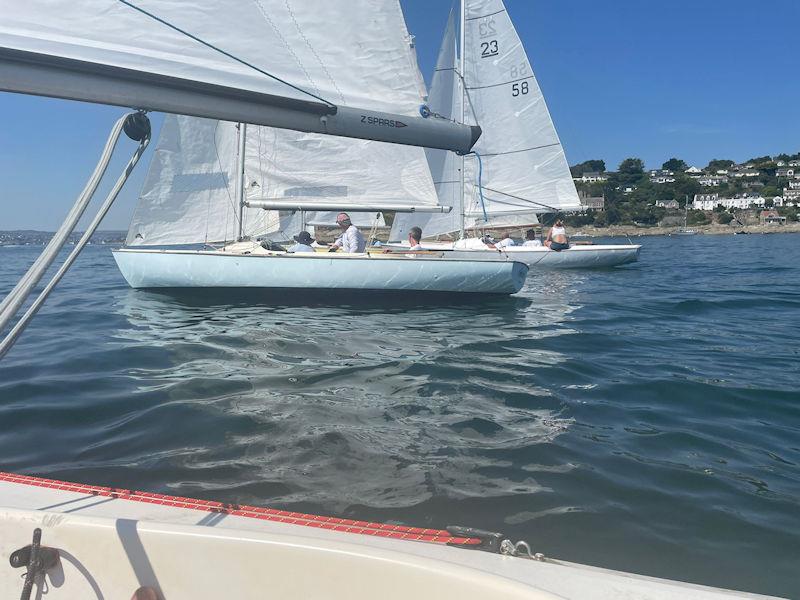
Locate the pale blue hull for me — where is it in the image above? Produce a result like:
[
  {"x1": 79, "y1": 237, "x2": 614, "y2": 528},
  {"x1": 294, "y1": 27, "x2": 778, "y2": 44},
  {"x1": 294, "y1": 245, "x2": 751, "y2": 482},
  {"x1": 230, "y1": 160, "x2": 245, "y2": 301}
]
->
[{"x1": 112, "y1": 249, "x2": 528, "y2": 294}]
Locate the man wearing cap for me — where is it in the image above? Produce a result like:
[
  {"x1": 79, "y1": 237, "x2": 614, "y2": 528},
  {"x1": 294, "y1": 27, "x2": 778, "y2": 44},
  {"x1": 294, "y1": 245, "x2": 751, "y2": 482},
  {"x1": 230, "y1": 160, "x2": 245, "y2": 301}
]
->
[
  {"x1": 288, "y1": 231, "x2": 316, "y2": 253},
  {"x1": 329, "y1": 212, "x2": 366, "y2": 253}
]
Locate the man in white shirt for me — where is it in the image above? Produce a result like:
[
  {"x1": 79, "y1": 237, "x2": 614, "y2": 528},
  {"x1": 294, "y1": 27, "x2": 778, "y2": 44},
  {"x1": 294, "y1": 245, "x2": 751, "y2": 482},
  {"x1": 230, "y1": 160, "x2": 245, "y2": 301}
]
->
[
  {"x1": 408, "y1": 226, "x2": 424, "y2": 251},
  {"x1": 495, "y1": 231, "x2": 516, "y2": 249},
  {"x1": 329, "y1": 212, "x2": 366, "y2": 253},
  {"x1": 288, "y1": 231, "x2": 315, "y2": 253},
  {"x1": 522, "y1": 228, "x2": 542, "y2": 247}
]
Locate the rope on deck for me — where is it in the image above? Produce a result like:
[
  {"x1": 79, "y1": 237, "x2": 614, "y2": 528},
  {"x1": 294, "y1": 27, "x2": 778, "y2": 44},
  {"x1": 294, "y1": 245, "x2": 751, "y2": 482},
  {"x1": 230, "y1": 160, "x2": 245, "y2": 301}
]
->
[{"x1": 0, "y1": 471, "x2": 482, "y2": 547}]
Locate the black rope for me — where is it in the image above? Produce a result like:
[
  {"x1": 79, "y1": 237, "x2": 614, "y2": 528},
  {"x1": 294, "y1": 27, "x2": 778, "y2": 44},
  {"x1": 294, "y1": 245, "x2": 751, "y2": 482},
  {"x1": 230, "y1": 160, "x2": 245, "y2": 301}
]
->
[
  {"x1": 479, "y1": 185, "x2": 561, "y2": 214},
  {"x1": 117, "y1": 0, "x2": 336, "y2": 109}
]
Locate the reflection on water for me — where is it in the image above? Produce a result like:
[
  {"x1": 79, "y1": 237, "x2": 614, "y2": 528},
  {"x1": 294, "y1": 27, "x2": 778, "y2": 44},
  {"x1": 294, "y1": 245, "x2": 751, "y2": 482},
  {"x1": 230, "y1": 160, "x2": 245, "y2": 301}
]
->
[{"x1": 110, "y1": 280, "x2": 577, "y2": 508}]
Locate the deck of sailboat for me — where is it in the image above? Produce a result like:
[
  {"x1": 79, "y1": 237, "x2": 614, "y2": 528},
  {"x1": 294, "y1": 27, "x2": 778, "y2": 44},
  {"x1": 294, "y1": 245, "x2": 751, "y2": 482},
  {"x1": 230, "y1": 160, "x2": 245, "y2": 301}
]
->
[{"x1": 0, "y1": 472, "x2": 780, "y2": 600}]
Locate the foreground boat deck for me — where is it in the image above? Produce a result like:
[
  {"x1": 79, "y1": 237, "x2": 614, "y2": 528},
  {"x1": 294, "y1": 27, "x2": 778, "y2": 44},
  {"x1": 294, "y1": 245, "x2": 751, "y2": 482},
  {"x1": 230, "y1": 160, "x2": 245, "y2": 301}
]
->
[{"x1": 0, "y1": 473, "x2": 780, "y2": 599}]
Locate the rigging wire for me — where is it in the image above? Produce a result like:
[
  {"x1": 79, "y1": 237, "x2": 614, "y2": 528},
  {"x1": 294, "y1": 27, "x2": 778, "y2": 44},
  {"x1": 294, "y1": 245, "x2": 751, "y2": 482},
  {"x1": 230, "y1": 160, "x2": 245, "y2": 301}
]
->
[{"x1": 116, "y1": 0, "x2": 336, "y2": 109}]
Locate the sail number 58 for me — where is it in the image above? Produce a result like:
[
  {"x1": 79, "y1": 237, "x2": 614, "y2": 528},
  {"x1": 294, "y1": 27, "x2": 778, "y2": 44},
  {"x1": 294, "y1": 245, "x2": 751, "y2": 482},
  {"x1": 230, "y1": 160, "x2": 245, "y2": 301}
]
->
[{"x1": 511, "y1": 82, "x2": 529, "y2": 96}]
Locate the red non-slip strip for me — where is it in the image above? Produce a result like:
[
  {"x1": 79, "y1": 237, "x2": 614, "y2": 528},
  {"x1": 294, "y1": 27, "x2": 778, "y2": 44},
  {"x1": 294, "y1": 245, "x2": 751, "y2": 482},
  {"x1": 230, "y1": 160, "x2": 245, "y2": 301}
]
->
[{"x1": 0, "y1": 471, "x2": 481, "y2": 546}]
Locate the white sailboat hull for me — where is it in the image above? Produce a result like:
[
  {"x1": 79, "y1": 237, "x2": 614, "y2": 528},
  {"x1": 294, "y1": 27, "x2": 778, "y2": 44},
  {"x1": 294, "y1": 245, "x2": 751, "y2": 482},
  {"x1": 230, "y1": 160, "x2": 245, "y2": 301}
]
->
[
  {"x1": 494, "y1": 244, "x2": 641, "y2": 268},
  {"x1": 112, "y1": 248, "x2": 528, "y2": 295},
  {"x1": 389, "y1": 242, "x2": 641, "y2": 269},
  {"x1": 0, "y1": 474, "x2": 780, "y2": 599}
]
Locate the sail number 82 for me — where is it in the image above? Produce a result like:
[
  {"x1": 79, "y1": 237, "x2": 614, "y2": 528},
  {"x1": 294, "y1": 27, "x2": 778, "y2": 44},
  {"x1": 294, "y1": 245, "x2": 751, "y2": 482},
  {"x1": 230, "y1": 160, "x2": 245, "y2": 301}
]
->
[{"x1": 511, "y1": 82, "x2": 529, "y2": 97}]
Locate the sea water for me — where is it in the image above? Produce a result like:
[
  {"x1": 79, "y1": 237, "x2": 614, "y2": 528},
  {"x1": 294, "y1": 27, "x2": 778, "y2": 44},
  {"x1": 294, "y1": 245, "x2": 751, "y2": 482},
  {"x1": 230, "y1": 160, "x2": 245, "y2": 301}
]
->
[{"x1": 0, "y1": 233, "x2": 798, "y2": 597}]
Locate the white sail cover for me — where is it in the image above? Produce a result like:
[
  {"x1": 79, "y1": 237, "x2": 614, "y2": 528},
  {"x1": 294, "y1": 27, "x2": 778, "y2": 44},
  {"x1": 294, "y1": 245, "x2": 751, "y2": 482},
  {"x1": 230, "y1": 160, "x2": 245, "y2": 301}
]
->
[
  {"x1": 393, "y1": 0, "x2": 579, "y2": 240},
  {"x1": 125, "y1": 0, "x2": 438, "y2": 246},
  {"x1": 462, "y1": 0, "x2": 580, "y2": 219}
]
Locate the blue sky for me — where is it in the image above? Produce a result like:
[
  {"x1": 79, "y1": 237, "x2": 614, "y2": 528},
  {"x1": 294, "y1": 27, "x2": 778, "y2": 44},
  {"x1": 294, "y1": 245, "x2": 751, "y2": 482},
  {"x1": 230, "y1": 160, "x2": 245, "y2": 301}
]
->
[{"x1": 1, "y1": 0, "x2": 798, "y2": 230}]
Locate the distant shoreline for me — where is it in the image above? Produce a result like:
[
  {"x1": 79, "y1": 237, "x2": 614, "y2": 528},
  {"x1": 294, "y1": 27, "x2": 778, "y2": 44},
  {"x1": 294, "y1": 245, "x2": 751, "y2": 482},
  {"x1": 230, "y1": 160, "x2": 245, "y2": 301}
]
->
[{"x1": 571, "y1": 222, "x2": 800, "y2": 238}]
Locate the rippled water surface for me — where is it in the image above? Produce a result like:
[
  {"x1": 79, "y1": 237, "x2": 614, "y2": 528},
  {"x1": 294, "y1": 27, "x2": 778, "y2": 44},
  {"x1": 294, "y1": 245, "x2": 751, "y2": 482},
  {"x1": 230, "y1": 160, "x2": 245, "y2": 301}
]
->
[{"x1": 1, "y1": 234, "x2": 798, "y2": 597}]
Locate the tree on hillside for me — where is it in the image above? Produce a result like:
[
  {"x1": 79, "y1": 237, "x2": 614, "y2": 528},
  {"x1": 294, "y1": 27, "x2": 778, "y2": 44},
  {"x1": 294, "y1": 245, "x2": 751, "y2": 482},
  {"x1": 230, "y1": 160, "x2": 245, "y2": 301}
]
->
[
  {"x1": 618, "y1": 158, "x2": 645, "y2": 175},
  {"x1": 761, "y1": 186, "x2": 779, "y2": 198},
  {"x1": 706, "y1": 159, "x2": 735, "y2": 172},
  {"x1": 569, "y1": 159, "x2": 606, "y2": 178},
  {"x1": 662, "y1": 158, "x2": 688, "y2": 172},
  {"x1": 717, "y1": 212, "x2": 734, "y2": 225},
  {"x1": 747, "y1": 155, "x2": 772, "y2": 166}
]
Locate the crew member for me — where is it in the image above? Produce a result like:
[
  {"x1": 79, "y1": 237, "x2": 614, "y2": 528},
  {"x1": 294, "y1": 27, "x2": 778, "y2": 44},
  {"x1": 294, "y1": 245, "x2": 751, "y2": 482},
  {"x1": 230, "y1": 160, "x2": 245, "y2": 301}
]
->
[
  {"x1": 522, "y1": 229, "x2": 542, "y2": 247},
  {"x1": 329, "y1": 212, "x2": 366, "y2": 253},
  {"x1": 545, "y1": 219, "x2": 570, "y2": 251},
  {"x1": 408, "y1": 226, "x2": 424, "y2": 251},
  {"x1": 495, "y1": 231, "x2": 516, "y2": 249},
  {"x1": 288, "y1": 231, "x2": 315, "y2": 253}
]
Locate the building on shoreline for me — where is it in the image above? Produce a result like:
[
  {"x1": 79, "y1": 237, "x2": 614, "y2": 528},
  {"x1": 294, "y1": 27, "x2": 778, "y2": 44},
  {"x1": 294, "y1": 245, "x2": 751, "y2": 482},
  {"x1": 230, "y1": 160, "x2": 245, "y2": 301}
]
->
[
  {"x1": 692, "y1": 194, "x2": 766, "y2": 210},
  {"x1": 760, "y1": 210, "x2": 786, "y2": 224}
]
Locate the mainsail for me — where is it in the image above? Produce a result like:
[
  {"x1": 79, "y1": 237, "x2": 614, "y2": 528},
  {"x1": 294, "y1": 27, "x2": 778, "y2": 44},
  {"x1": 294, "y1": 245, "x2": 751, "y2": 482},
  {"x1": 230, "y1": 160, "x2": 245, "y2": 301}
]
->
[
  {"x1": 392, "y1": 0, "x2": 581, "y2": 241},
  {"x1": 127, "y1": 0, "x2": 439, "y2": 246},
  {"x1": 0, "y1": 0, "x2": 478, "y2": 152}
]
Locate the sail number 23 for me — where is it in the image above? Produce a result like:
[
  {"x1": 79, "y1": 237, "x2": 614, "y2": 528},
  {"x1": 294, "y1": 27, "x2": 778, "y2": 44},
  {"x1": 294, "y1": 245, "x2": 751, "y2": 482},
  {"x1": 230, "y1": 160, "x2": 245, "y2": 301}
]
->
[{"x1": 479, "y1": 16, "x2": 498, "y2": 58}]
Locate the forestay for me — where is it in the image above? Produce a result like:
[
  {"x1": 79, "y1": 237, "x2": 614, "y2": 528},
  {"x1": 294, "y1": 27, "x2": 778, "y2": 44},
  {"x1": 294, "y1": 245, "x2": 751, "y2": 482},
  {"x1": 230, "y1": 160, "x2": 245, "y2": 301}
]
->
[
  {"x1": 462, "y1": 0, "x2": 580, "y2": 221},
  {"x1": 126, "y1": 0, "x2": 438, "y2": 246}
]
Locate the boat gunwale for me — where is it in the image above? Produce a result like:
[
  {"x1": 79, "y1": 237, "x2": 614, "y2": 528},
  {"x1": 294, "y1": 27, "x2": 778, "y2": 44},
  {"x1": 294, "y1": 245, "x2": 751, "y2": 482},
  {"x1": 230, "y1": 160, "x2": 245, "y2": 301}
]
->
[{"x1": 112, "y1": 247, "x2": 530, "y2": 267}]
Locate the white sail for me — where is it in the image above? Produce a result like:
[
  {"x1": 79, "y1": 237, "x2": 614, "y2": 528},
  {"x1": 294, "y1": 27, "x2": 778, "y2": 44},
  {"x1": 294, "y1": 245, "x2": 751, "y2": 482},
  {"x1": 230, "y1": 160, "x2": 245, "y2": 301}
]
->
[
  {"x1": 127, "y1": 0, "x2": 438, "y2": 247},
  {"x1": 0, "y1": 0, "x2": 478, "y2": 152},
  {"x1": 393, "y1": 0, "x2": 579, "y2": 241},
  {"x1": 462, "y1": 0, "x2": 580, "y2": 221},
  {"x1": 391, "y1": 8, "x2": 463, "y2": 242}
]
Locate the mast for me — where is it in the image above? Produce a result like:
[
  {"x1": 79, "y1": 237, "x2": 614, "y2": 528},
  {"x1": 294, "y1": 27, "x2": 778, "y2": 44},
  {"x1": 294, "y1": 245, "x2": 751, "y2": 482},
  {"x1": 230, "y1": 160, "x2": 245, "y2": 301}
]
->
[
  {"x1": 235, "y1": 122, "x2": 248, "y2": 241},
  {"x1": 458, "y1": 0, "x2": 467, "y2": 239}
]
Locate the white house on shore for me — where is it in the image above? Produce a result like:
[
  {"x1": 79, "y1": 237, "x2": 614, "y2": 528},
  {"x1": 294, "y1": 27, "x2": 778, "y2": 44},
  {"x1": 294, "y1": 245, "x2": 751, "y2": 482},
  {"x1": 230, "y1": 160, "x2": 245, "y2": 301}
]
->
[
  {"x1": 654, "y1": 199, "x2": 680, "y2": 209},
  {"x1": 732, "y1": 168, "x2": 761, "y2": 178},
  {"x1": 692, "y1": 194, "x2": 766, "y2": 210},
  {"x1": 698, "y1": 175, "x2": 728, "y2": 186},
  {"x1": 576, "y1": 171, "x2": 609, "y2": 183}
]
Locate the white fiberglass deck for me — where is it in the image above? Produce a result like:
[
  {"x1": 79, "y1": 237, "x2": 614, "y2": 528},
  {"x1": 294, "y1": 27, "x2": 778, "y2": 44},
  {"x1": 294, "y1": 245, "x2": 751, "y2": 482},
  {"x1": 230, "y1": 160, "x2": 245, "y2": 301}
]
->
[
  {"x1": 112, "y1": 248, "x2": 528, "y2": 295},
  {"x1": 0, "y1": 474, "x2": 782, "y2": 600}
]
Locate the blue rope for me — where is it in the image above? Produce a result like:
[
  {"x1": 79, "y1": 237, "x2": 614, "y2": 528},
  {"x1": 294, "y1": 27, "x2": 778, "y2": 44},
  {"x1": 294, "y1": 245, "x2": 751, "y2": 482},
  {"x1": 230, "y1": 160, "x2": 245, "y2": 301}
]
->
[
  {"x1": 471, "y1": 151, "x2": 489, "y2": 222},
  {"x1": 116, "y1": 0, "x2": 336, "y2": 110}
]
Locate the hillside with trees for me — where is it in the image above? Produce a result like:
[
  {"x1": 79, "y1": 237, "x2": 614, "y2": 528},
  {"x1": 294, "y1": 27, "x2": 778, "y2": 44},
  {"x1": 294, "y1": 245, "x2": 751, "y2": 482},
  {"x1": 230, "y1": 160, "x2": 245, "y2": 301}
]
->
[{"x1": 566, "y1": 152, "x2": 800, "y2": 228}]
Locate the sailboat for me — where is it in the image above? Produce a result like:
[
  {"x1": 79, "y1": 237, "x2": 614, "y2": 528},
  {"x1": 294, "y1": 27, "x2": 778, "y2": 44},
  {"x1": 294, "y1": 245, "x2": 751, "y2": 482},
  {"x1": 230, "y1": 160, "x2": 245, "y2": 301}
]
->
[
  {"x1": 672, "y1": 195, "x2": 699, "y2": 236},
  {"x1": 390, "y1": 1, "x2": 641, "y2": 269},
  {"x1": 0, "y1": 1, "x2": 770, "y2": 598},
  {"x1": 107, "y1": 1, "x2": 526, "y2": 295}
]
